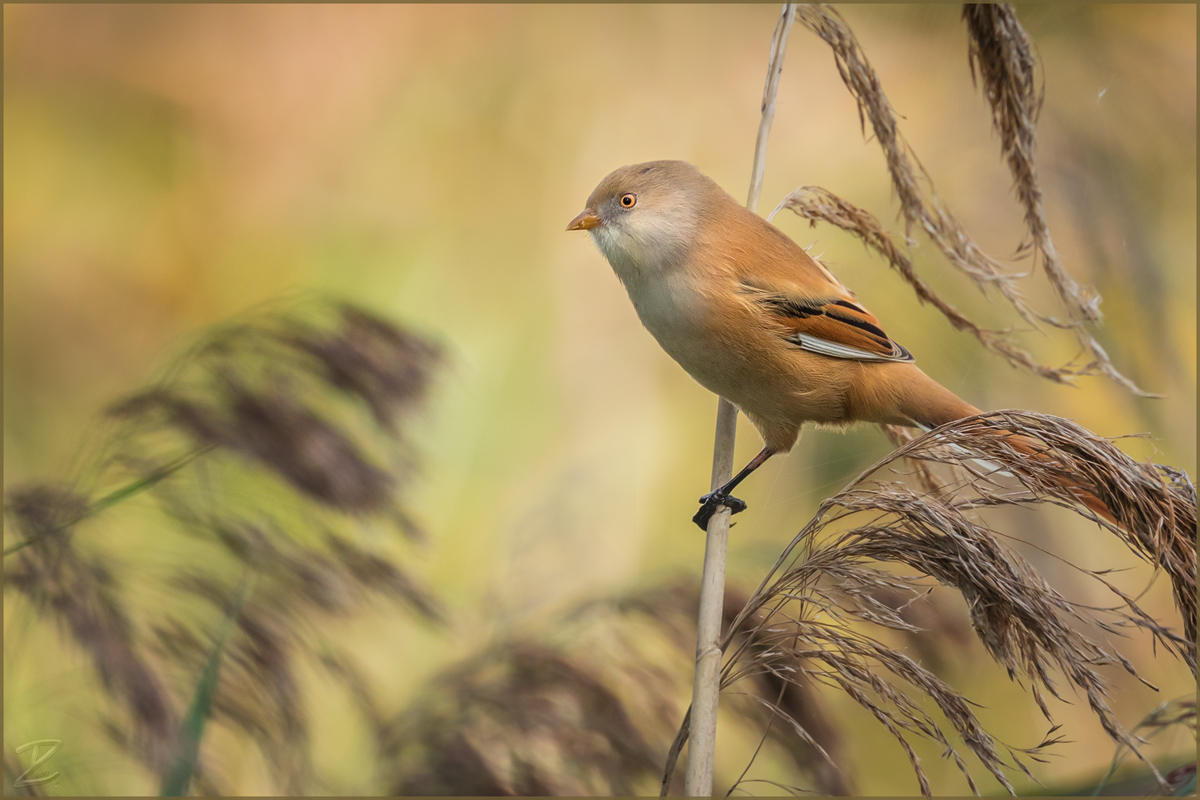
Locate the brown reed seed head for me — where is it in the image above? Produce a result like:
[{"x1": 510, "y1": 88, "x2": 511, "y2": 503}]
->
[
  {"x1": 703, "y1": 409, "x2": 1195, "y2": 795},
  {"x1": 792, "y1": 4, "x2": 1148, "y2": 393}
]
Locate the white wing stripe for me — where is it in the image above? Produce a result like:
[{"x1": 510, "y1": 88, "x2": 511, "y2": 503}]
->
[{"x1": 790, "y1": 332, "x2": 912, "y2": 363}]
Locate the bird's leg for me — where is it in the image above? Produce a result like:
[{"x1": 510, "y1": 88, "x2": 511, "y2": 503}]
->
[{"x1": 693, "y1": 447, "x2": 775, "y2": 530}]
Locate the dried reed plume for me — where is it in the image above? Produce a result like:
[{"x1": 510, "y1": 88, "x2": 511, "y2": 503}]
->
[
  {"x1": 5, "y1": 299, "x2": 444, "y2": 794},
  {"x1": 963, "y1": 6, "x2": 1105, "y2": 332},
  {"x1": 789, "y1": 5, "x2": 1148, "y2": 394},
  {"x1": 660, "y1": 410, "x2": 1195, "y2": 795}
]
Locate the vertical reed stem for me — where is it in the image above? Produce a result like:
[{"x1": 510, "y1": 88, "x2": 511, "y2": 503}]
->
[{"x1": 683, "y1": 5, "x2": 797, "y2": 796}]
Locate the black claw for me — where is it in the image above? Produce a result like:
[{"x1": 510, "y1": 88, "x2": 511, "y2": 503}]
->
[{"x1": 692, "y1": 492, "x2": 748, "y2": 531}]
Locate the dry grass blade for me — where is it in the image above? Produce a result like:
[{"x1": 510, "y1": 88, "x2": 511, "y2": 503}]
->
[{"x1": 791, "y1": 4, "x2": 1148, "y2": 394}]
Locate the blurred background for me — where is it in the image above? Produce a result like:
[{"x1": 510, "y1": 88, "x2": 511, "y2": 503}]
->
[{"x1": 4, "y1": 4, "x2": 1195, "y2": 796}]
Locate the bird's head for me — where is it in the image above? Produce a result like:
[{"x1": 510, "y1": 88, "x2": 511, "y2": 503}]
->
[{"x1": 567, "y1": 160, "x2": 722, "y2": 278}]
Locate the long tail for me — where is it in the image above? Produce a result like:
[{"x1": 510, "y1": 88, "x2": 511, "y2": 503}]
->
[{"x1": 884, "y1": 366, "x2": 1119, "y2": 524}]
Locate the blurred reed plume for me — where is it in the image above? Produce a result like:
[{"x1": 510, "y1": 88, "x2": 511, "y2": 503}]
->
[
  {"x1": 789, "y1": 4, "x2": 1148, "y2": 394},
  {"x1": 7, "y1": 484, "x2": 177, "y2": 767},
  {"x1": 5, "y1": 298, "x2": 444, "y2": 794},
  {"x1": 661, "y1": 410, "x2": 1196, "y2": 795},
  {"x1": 380, "y1": 577, "x2": 852, "y2": 796},
  {"x1": 382, "y1": 641, "x2": 662, "y2": 796}
]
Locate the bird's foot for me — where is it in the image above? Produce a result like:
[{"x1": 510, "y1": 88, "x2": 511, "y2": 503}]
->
[{"x1": 692, "y1": 491, "x2": 747, "y2": 531}]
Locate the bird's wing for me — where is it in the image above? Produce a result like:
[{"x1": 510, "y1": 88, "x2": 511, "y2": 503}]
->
[
  {"x1": 735, "y1": 248, "x2": 914, "y2": 363},
  {"x1": 711, "y1": 206, "x2": 914, "y2": 363}
]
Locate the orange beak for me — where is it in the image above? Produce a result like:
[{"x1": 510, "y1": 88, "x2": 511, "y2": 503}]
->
[{"x1": 566, "y1": 209, "x2": 602, "y2": 231}]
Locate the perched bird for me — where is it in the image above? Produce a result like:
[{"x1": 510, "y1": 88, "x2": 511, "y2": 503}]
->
[{"x1": 567, "y1": 159, "x2": 1109, "y2": 529}]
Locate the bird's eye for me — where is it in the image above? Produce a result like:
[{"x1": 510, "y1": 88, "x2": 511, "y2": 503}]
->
[{"x1": 620, "y1": 193, "x2": 637, "y2": 208}]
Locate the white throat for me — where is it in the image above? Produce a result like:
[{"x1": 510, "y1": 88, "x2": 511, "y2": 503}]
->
[{"x1": 589, "y1": 209, "x2": 698, "y2": 286}]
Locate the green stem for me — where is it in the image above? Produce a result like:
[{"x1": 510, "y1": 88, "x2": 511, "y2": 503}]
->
[
  {"x1": 4, "y1": 446, "x2": 214, "y2": 557},
  {"x1": 159, "y1": 571, "x2": 255, "y2": 796}
]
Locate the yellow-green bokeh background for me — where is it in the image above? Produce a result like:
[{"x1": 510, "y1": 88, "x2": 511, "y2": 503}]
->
[{"x1": 4, "y1": 4, "x2": 1195, "y2": 795}]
